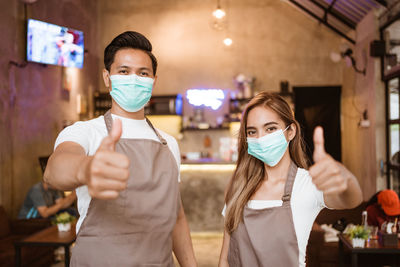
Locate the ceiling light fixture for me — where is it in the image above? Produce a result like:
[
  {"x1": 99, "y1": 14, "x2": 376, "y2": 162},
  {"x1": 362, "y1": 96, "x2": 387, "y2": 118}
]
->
[
  {"x1": 223, "y1": 37, "x2": 233, "y2": 46},
  {"x1": 212, "y1": 0, "x2": 226, "y2": 19}
]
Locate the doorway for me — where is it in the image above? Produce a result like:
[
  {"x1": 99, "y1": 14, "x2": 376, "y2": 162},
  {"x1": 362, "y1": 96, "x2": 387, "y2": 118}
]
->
[{"x1": 293, "y1": 86, "x2": 342, "y2": 164}]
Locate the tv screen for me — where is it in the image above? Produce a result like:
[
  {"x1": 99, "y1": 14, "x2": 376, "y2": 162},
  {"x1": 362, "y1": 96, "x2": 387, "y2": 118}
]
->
[{"x1": 27, "y1": 19, "x2": 84, "y2": 68}]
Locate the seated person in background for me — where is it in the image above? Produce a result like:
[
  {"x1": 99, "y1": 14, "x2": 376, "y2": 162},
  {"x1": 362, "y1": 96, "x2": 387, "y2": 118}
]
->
[
  {"x1": 18, "y1": 181, "x2": 77, "y2": 219},
  {"x1": 366, "y1": 189, "x2": 400, "y2": 229}
]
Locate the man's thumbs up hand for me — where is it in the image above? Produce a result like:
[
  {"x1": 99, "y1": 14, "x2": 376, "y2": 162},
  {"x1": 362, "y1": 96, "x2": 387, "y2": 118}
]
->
[
  {"x1": 309, "y1": 126, "x2": 348, "y2": 196},
  {"x1": 86, "y1": 119, "x2": 130, "y2": 199}
]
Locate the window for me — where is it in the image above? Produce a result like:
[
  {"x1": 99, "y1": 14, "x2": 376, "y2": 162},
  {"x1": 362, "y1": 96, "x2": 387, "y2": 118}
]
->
[
  {"x1": 387, "y1": 78, "x2": 400, "y2": 192},
  {"x1": 382, "y1": 17, "x2": 400, "y2": 193}
]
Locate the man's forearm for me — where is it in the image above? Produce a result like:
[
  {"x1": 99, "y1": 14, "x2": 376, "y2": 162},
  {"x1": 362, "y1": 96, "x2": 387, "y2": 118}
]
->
[
  {"x1": 63, "y1": 191, "x2": 77, "y2": 207},
  {"x1": 44, "y1": 142, "x2": 91, "y2": 191},
  {"x1": 56, "y1": 192, "x2": 77, "y2": 209},
  {"x1": 37, "y1": 202, "x2": 62, "y2": 218},
  {"x1": 172, "y1": 204, "x2": 197, "y2": 267}
]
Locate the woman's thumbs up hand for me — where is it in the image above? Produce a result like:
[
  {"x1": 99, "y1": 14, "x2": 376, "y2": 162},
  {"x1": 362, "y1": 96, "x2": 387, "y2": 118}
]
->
[
  {"x1": 309, "y1": 126, "x2": 348, "y2": 196},
  {"x1": 85, "y1": 119, "x2": 130, "y2": 199}
]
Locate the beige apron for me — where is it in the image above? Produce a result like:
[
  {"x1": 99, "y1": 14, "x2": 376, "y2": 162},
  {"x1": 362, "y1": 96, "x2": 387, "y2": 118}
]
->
[
  {"x1": 71, "y1": 110, "x2": 180, "y2": 267},
  {"x1": 228, "y1": 161, "x2": 299, "y2": 267}
]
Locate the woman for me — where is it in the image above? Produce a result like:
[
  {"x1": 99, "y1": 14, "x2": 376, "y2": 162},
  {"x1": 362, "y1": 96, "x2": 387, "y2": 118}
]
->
[{"x1": 218, "y1": 92, "x2": 362, "y2": 267}]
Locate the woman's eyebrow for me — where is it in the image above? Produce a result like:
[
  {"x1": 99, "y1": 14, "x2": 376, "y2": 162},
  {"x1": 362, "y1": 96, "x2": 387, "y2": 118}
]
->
[
  {"x1": 247, "y1": 121, "x2": 278, "y2": 129},
  {"x1": 263, "y1": 122, "x2": 279, "y2": 127}
]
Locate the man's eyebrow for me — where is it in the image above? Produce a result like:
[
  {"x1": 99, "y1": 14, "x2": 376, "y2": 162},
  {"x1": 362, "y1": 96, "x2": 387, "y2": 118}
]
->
[
  {"x1": 116, "y1": 65, "x2": 130, "y2": 69},
  {"x1": 138, "y1": 67, "x2": 151, "y2": 71}
]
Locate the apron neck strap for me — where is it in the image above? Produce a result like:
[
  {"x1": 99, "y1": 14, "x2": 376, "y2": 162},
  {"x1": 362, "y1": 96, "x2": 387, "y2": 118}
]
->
[
  {"x1": 281, "y1": 161, "x2": 298, "y2": 203},
  {"x1": 104, "y1": 110, "x2": 113, "y2": 133},
  {"x1": 103, "y1": 110, "x2": 168, "y2": 145},
  {"x1": 145, "y1": 117, "x2": 168, "y2": 145}
]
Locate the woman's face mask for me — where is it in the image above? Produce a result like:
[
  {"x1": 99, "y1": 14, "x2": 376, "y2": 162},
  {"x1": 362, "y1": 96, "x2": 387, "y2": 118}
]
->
[
  {"x1": 109, "y1": 74, "x2": 154, "y2": 112},
  {"x1": 247, "y1": 125, "x2": 290, "y2": 166}
]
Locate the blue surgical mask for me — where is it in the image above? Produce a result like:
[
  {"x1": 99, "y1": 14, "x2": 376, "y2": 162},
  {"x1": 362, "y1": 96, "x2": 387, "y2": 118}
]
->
[
  {"x1": 109, "y1": 74, "x2": 154, "y2": 112},
  {"x1": 247, "y1": 126, "x2": 290, "y2": 166}
]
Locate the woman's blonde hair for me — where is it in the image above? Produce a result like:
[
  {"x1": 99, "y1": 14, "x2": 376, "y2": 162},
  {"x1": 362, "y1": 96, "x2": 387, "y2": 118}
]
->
[{"x1": 224, "y1": 91, "x2": 309, "y2": 234}]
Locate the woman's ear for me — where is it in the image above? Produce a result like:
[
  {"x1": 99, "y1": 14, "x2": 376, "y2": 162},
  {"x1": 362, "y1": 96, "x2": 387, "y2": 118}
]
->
[{"x1": 288, "y1": 123, "x2": 296, "y2": 141}]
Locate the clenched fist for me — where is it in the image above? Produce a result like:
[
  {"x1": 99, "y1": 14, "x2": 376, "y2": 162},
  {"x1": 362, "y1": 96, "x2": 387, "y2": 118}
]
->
[
  {"x1": 309, "y1": 126, "x2": 348, "y2": 196},
  {"x1": 86, "y1": 119, "x2": 130, "y2": 199}
]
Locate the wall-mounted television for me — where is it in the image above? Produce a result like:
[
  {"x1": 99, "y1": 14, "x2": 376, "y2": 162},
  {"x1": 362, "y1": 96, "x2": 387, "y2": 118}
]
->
[{"x1": 27, "y1": 19, "x2": 84, "y2": 68}]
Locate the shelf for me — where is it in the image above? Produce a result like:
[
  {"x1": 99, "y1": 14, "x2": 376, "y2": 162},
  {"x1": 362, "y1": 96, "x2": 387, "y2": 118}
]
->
[
  {"x1": 229, "y1": 92, "x2": 293, "y2": 102},
  {"x1": 93, "y1": 92, "x2": 112, "y2": 116},
  {"x1": 279, "y1": 91, "x2": 294, "y2": 97},
  {"x1": 182, "y1": 126, "x2": 230, "y2": 131},
  {"x1": 228, "y1": 92, "x2": 294, "y2": 122},
  {"x1": 181, "y1": 158, "x2": 236, "y2": 165},
  {"x1": 229, "y1": 98, "x2": 252, "y2": 102}
]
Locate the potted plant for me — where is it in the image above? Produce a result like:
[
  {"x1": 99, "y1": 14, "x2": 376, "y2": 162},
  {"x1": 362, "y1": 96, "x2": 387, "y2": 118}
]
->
[
  {"x1": 53, "y1": 212, "x2": 76, "y2": 232},
  {"x1": 347, "y1": 225, "x2": 370, "y2": 248}
]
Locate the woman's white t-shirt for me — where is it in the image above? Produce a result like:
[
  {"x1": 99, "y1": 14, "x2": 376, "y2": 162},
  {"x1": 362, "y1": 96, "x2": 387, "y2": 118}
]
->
[
  {"x1": 54, "y1": 114, "x2": 181, "y2": 233},
  {"x1": 222, "y1": 168, "x2": 326, "y2": 267}
]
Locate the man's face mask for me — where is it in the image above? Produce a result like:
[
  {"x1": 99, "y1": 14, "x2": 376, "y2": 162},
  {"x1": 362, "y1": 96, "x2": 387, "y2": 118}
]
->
[
  {"x1": 247, "y1": 125, "x2": 290, "y2": 166},
  {"x1": 109, "y1": 74, "x2": 154, "y2": 112}
]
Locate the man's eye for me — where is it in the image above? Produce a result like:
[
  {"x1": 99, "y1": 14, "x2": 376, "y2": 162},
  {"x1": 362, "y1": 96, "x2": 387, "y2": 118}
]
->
[
  {"x1": 119, "y1": 70, "x2": 128, "y2": 74},
  {"x1": 139, "y1": 72, "x2": 149, "y2": 77}
]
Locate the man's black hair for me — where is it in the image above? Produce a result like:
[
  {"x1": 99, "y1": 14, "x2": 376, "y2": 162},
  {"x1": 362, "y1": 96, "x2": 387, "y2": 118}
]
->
[{"x1": 104, "y1": 31, "x2": 157, "y2": 75}]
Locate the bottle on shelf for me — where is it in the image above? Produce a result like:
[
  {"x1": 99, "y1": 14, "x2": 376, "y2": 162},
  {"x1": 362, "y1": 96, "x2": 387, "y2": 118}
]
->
[
  {"x1": 361, "y1": 210, "x2": 368, "y2": 229},
  {"x1": 392, "y1": 218, "x2": 398, "y2": 234}
]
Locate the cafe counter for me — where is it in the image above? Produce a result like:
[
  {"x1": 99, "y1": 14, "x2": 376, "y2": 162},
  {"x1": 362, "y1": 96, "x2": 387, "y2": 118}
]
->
[{"x1": 179, "y1": 161, "x2": 235, "y2": 232}]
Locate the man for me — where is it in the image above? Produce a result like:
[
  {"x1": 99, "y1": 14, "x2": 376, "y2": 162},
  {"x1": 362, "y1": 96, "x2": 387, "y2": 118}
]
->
[
  {"x1": 44, "y1": 31, "x2": 197, "y2": 266},
  {"x1": 367, "y1": 189, "x2": 400, "y2": 229},
  {"x1": 18, "y1": 181, "x2": 76, "y2": 219}
]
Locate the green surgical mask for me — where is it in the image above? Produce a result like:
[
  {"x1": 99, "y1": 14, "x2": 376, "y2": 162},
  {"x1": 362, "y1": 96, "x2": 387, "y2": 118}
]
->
[
  {"x1": 109, "y1": 74, "x2": 154, "y2": 112},
  {"x1": 247, "y1": 126, "x2": 290, "y2": 166}
]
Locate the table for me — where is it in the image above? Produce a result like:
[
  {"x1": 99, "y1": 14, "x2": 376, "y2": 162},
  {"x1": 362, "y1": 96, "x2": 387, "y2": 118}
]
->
[
  {"x1": 14, "y1": 224, "x2": 76, "y2": 267},
  {"x1": 338, "y1": 233, "x2": 400, "y2": 267}
]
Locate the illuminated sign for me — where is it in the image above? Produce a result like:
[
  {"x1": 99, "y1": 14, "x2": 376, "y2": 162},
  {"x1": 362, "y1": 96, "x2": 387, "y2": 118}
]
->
[{"x1": 186, "y1": 89, "x2": 225, "y2": 110}]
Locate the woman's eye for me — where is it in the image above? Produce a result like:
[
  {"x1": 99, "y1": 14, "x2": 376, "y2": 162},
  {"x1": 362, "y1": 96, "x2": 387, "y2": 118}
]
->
[
  {"x1": 266, "y1": 127, "x2": 277, "y2": 133},
  {"x1": 247, "y1": 130, "x2": 256, "y2": 136}
]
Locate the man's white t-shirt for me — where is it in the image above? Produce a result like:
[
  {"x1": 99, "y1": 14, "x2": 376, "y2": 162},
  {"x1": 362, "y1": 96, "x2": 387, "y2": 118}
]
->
[
  {"x1": 54, "y1": 114, "x2": 181, "y2": 233},
  {"x1": 222, "y1": 168, "x2": 326, "y2": 267}
]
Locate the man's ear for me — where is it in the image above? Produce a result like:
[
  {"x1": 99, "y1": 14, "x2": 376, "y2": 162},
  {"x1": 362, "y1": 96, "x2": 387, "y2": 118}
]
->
[
  {"x1": 152, "y1": 75, "x2": 157, "y2": 89},
  {"x1": 103, "y1": 69, "x2": 110, "y2": 89}
]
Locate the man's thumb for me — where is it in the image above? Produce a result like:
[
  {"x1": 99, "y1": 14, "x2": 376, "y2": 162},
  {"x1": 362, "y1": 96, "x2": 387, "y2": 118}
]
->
[
  {"x1": 110, "y1": 118, "x2": 122, "y2": 145},
  {"x1": 100, "y1": 118, "x2": 122, "y2": 151},
  {"x1": 313, "y1": 126, "x2": 326, "y2": 162}
]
